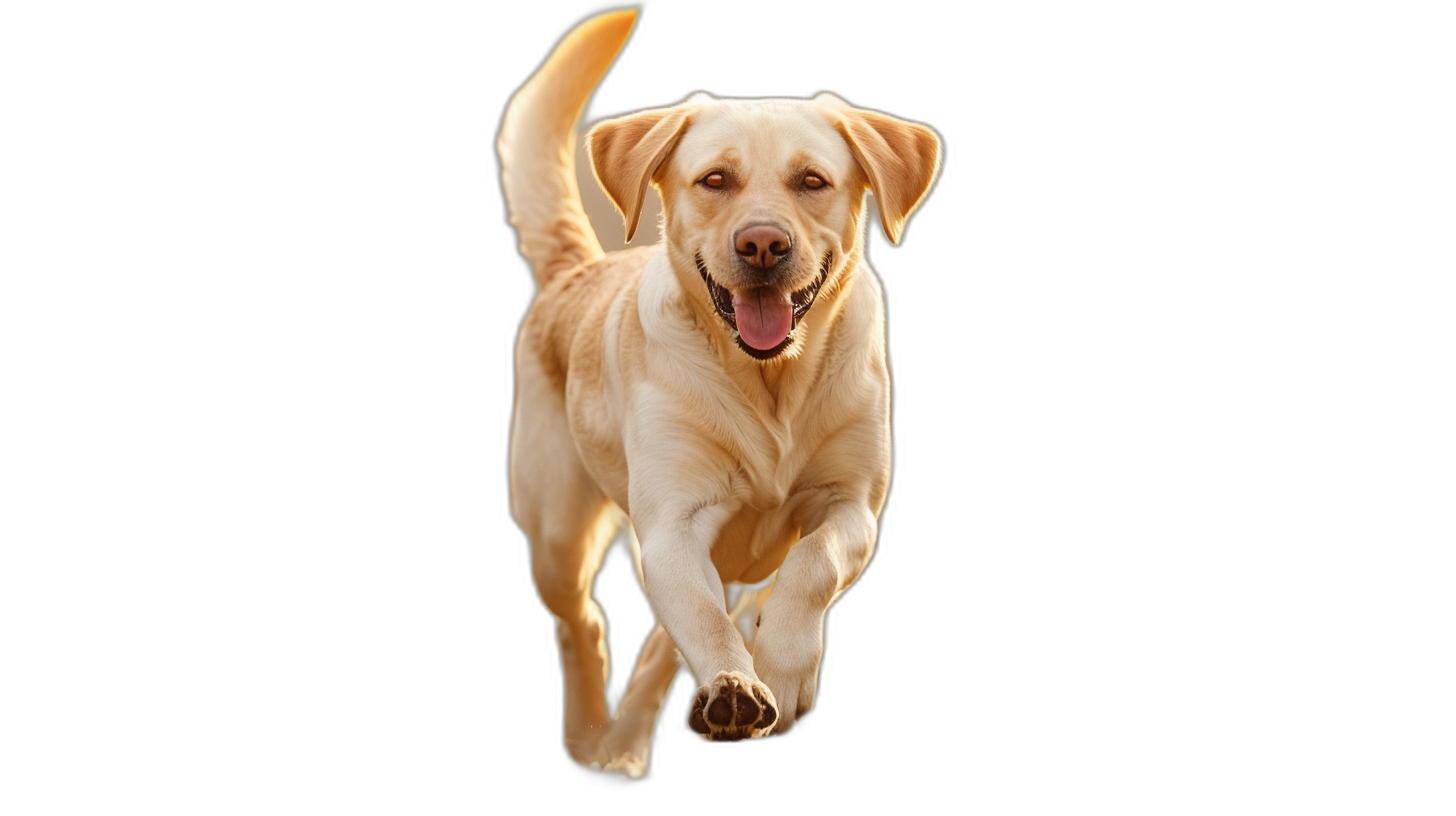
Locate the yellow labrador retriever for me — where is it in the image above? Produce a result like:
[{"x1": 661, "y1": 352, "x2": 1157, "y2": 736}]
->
[{"x1": 498, "y1": 9, "x2": 938, "y2": 776}]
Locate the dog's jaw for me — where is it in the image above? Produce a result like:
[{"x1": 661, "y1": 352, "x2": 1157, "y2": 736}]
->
[{"x1": 694, "y1": 251, "x2": 832, "y2": 361}]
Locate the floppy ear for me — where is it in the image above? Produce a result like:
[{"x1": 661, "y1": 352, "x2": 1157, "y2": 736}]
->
[
  {"x1": 586, "y1": 107, "x2": 692, "y2": 242},
  {"x1": 831, "y1": 105, "x2": 941, "y2": 244}
]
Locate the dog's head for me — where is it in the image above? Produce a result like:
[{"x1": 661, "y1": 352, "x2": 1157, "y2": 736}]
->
[{"x1": 588, "y1": 94, "x2": 939, "y2": 361}]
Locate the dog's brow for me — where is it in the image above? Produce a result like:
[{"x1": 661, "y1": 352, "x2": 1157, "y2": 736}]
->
[
  {"x1": 690, "y1": 149, "x2": 740, "y2": 178},
  {"x1": 716, "y1": 148, "x2": 742, "y2": 167},
  {"x1": 784, "y1": 150, "x2": 828, "y2": 178}
]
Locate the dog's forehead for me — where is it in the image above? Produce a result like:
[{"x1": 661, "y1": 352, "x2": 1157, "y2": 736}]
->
[{"x1": 675, "y1": 99, "x2": 851, "y2": 173}]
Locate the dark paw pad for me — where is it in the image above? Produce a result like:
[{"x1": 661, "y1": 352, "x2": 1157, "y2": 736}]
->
[{"x1": 687, "y1": 672, "x2": 778, "y2": 741}]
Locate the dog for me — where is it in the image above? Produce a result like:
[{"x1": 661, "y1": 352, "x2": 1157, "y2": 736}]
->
[{"x1": 498, "y1": 9, "x2": 939, "y2": 776}]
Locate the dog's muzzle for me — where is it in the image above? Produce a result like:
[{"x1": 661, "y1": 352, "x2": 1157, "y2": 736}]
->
[{"x1": 695, "y1": 251, "x2": 832, "y2": 360}]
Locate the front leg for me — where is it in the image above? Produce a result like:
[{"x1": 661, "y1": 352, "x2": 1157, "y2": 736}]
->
[
  {"x1": 628, "y1": 435, "x2": 779, "y2": 741},
  {"x1": 753, "y1": 500, "x2": 878, "y2": 731}
]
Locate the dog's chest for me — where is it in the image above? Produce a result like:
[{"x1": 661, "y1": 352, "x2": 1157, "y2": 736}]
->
[
  {"x1": 708, "y1": 406, "x2": 830, "y2": 583},
  {"x1": 716, "y1": 381, "x2": 824, "y2": 510},
  {"x1": 711, "y1": 500, "x2": 801, "y2": 584}
]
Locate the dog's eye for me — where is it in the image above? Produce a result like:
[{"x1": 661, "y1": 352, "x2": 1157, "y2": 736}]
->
[
  {"x1": 802, "y1": 174, "x2": 826, "y2": 190},
  {"x1": 700, "y1": 172, "x2": 726, "y2": 189}
]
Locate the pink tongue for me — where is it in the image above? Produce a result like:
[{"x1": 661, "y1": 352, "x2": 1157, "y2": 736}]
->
[{"x1": 733, "y1": 288, "x2": 794, "y2": 350}]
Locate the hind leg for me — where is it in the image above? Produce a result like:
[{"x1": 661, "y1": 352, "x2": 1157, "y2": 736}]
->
[
  {"x1": 602, "y1": 624, "x2": 680, "y2": 777},
  {"x1": 595, "y1": 527, "x2": 682, "y2": 777},
  {"x1": 511, "y1": 368, "x2": 616, "y2": 766},
  {"x1": 531, "y1": 506, "x2": 616, "y2": 765},
  {"x1": 729, "y1": 581, "x2": 775, "y2": 651}
]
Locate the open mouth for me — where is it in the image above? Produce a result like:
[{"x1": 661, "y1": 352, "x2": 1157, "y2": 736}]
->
[{"x1": 694, "y1": 251, "x2": 831, "y2": 359}]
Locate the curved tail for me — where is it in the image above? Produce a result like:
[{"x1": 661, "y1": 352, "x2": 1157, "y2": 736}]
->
[{"x1": 497, "y1": 9, "x2": 637, "y2": 287}]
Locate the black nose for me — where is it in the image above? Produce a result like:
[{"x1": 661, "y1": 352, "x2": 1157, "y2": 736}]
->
[{"x1": 733, "y1": 224, "x2": 792, "y2": 269}]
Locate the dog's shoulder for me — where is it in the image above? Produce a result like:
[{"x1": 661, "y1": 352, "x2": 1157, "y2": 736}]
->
[{"x1": 519, "y1": 244, "x2": 657, "y2": 391}]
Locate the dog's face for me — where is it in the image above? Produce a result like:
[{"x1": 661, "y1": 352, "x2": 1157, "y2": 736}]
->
[
  {"x1": 656, "y1": 98, "x2": 862, "y2": 360},
  {"x1": 589, "y1": 94, "x2": 939, "y2": 361}
]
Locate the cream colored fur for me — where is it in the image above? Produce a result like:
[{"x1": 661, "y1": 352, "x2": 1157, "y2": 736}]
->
[{"x1": 498, "y1": 9, "x2": 939, "y2": 777}]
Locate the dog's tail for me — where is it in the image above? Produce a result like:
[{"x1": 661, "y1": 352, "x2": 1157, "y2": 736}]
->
[{"x1": 498, "y1": 9, "x2": 636, "y2": 288}]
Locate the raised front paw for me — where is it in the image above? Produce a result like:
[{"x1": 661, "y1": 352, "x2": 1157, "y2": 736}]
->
[
  {"x1": 750, "y1": 609, "x2": 824, "y2": 734},
  {"x1": 687, "y1": 671, "x2": 778, "y2": 741}
]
